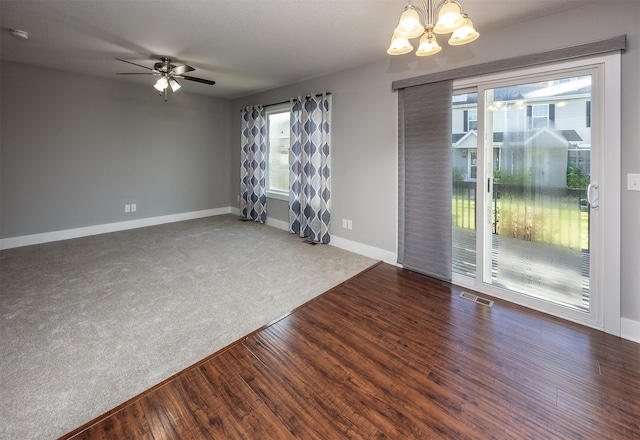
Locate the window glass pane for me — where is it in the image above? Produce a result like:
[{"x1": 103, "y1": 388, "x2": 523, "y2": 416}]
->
[
  {"x1": 468, "y1": 109, "x2": 478, "y2": 130},
  {"x1": 486, "y1": 75, "x2": 591, "y2": 311},
  {"x1": 452, "y1": 91, "x2": 478, "y2": 278},
  {"x1": 267, "y1": 110, "x2": 290, "y2": 193},
  {"x1": 532, "y1": 104, "x2": 548, "y2": 117}
]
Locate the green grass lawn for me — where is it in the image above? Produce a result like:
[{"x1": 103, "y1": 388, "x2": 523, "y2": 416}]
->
[{"x1": 452, "y1": 195, "x2": 589, "y2": 250}]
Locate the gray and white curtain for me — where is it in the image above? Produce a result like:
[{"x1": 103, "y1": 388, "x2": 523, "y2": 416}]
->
[
  {"x1": 289, "y1": 93, "x2": 332, "y2": 243},
  {"x1": 240, "y1": 105, "x2": 267, "y2": 223}
]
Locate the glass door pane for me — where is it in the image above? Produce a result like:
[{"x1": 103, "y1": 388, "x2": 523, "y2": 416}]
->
[
  {"x1": 484, "y1": 76, "x2": 592, "y2": 311},
  {"x1": 452, "y1": 92, "x2": 478, "y2": 279}
]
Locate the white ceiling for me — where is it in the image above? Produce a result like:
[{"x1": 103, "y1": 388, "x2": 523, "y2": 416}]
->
[{"x1": 0, "y1": 0, "x2": 602, "y2": 100}]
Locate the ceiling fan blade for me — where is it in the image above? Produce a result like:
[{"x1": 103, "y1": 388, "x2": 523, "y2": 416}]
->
[
  {"x1": 170, "y1": 64, "x2": 195, "y2": 75},
  {"x1": 175, "y1": 74, "x2": 216, "y2": 85},
  {"x1": 116, "y1": 58, "x2": 158, "y2": 72},
  {"x1": 116, "y1": 72, "x2": 157, "y2": 75}
]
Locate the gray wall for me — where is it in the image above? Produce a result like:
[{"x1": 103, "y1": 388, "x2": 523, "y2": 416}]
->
[
  {"x1": 230, "y1": 1, "x2": 640, "y2": 323},
  {"x1": 1, "y1": 61, "x2": 231, "y2": 238},
  {"x1": 231, "y1": 64, "x2": 399, "y2": 252}
]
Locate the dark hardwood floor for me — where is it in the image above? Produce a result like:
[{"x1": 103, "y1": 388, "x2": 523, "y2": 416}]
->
[{"x1": 62, "y1": 262, "x2": 640, "y2": 439}]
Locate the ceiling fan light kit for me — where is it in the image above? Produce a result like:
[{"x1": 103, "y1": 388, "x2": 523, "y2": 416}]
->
[
  {"x1": 9, "y1": 29, "x2": 30, "y2": 40},
  {"x1": 387, "y1": 0, "x2": 479, "y2": 57},
  {"x1": 116, "y1": 56, "x2": 214, "y2": 101},
  {"x1": 169, "y1": 78, "x2": 181, "y2": 92},
  {"x1": 153, "y1": 76, "x2": 168, "y2": 92}
]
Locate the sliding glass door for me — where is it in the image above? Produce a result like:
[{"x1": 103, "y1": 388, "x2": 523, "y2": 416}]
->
[
  {"x1": 451, "y1": 58, "x2": 618, "y2": 329},
  {"x1": 485, "y1": 75, "x2": 592, "y2": 311}
]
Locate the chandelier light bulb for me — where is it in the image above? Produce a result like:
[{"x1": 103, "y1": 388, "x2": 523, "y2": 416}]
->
[
  {"x1": 448, "y1": 16, "x2": 479, "y2": 45},
  {"x1": 416, "y1": 33, "x2": 442, "y2": 56},
  {"x1": 394, "y1": 7, "x2": 424, "y2": 39},
  {"x1": 387, "y1": 34, "x2": 414, "y2": 55},
  {"x1": 433, "y1": 1, "x2": 465, "y2": 34},
  {"x1": 514, "y1": 98, "x2": 526, "y2": 109}
]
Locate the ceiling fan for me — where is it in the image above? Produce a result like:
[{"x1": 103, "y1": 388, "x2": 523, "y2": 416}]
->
[{"x1": 116, "y1": 56, "x2": 215, "y2": 101}]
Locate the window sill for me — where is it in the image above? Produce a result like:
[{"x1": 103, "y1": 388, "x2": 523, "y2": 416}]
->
[{"x1": 267, "y1": 190, "x2": 289, "y2": 202}]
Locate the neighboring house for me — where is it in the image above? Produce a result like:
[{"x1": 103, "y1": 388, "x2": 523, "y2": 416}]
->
[{"x1": 451, "y1": 79, "x2": 592, "y2": 188}]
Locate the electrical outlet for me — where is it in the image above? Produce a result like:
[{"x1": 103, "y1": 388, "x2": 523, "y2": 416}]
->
[
  {"x1": 131, "y1": 204, "x2": 137, "y2": 212},
  {"x1": 124, "y1": 204, "x2": 131, "y2": 213},
  {"x1": 342, "y1": 218, "x2": 347, "y2": 228},
  {"x1": 628, "y1": 173, "x2": 640, "y2": 191},
  {"x1": 347, "y1": 220, "x2": 353, "y2": 230}
]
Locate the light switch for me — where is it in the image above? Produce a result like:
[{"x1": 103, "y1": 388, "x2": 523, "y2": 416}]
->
[{"x1": 628, "y1": 173, "x2": 640, "y2": 191}]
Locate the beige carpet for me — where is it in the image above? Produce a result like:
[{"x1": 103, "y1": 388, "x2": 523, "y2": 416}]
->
[{"x1": 0, "y1": 214, "x2": 376, "y2": 439}]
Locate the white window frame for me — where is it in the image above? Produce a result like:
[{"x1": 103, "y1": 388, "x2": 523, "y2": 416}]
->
[{"x1": 265, "y1": 103, "x2": 290, "y2": 201}]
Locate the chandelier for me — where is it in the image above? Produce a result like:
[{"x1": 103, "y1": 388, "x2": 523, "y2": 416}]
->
[{"x1": 387, "y1": 0, "x2": 479, "y2": 56}]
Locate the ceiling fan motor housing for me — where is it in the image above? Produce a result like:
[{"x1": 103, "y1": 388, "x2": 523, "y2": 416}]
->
[{"x1": 154, "y1": 57, "x2": 175, "y2": 73}]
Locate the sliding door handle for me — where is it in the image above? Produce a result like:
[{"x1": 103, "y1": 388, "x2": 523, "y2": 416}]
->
[{"x1": 587, "y1": 182, "x2": 599, "y2": 209}]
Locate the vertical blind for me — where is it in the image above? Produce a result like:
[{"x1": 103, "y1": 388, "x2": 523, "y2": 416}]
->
[{"x1": 397, "y1": 80, "x2": 453, "y2": 281}]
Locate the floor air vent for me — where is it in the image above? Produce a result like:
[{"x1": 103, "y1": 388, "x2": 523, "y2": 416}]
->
[{"x1": 460, "y1": 292, "x2": 494, "y2": 307}]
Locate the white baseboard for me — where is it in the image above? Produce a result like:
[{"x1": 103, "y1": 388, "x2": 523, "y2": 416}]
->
[
  {"x1": 621, "y1": 318, "x2": 640, "y2": 344},
  {"x1": 330, "y1": 235, "x2": 397, "y2": 264},
  {"x1": 0, "y1": 207, "x2": 233, "y2": 250},
  {"x1": 235, "y1": 213, "x2": 397, "y2": 264},
  {"x1": 229, "y1": 210, "x2": 288, "y2": 231},
  {"x1": 266, "y1": 217, "x2": 289, "y2": 231}
]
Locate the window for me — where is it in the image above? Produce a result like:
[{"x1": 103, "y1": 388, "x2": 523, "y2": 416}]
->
[
  {"x1": 469, "y1": 149, "x2": 477, "y2": 179},
  {"x1": 528, "y1": 103, "x2": 556, "y2": 129},
  {"x1": 531, "y1": 104, "x2": 549, "y2": 128},
  {"x1": 568, "y1": 148, "x2": 591, "y2": 176},
  {"x1": 266, "y1": 105, "x2": 290, "y2": 199},
  {"x1": 462, "y1": 108, "x2": 478, "y2": 132},
  {"x1": 468, "y1": 109, "x2": 478, "y2": 131}
]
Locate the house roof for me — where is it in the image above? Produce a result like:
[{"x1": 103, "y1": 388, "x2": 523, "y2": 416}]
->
[
  {"x1": 452, "y1": 83, "x2": 591, "y2": 108},
  {"x1": 453, "y1": 129, "x2": 583, "y2": 146}
]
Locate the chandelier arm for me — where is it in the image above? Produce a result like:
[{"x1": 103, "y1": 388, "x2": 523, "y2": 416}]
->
[
  {"x1": 412, "y1": 0, "x2": 451, "y2": 31},
  {"x1": 422, "y1": 0, "x2": 434, "y2": 29}
]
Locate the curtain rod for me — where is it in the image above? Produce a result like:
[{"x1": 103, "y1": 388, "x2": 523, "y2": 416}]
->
[{"x1": 240, "y1": 92, "x2": 331, "y2": 111}]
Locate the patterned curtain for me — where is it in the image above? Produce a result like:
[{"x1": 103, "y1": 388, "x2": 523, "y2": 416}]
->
[
  {"x1": 240, "y1": 105, "x2": 267, "y2": 223},
  {"x1": 289, "y1": 93, "x2": 332, "y2": 243}
]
